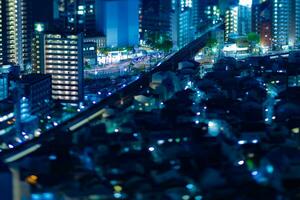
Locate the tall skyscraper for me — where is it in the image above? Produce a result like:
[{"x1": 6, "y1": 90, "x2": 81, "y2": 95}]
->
[
  {"x1": 53, "y1": 0, "x2": 99, "y2": 36},
  {"x1": 252, "y1": 0, "x2": 269, "y2": 36},
  {"x1": 32, "y1": 33, "x2": 84, "y2": 102},
  {"x1": 172, "y1": 0, "x2": 197, "y2": 49},
  {"x1": 238, "y1": 1, "x2": 252, "y2": 36},
  {"x1": 0, "y1": 0, "x2": 31, "y2": 69},
  {"x1": 270, "y1": 0, "x2": 300, "y2": 48},
  {"x1": 204, "y1": 4, "x2": 221, "y2": 25},
  {"x1": 97, "y1": 0, "x2": 139, "y2": 48},
  {"x1": 53, "y1": 0, "x2": 140, "y2": 48},
  {"x1": 196, "y1": 0, "x2": 219, "y2": 24},
  {"x1": 225, "y1": 6, "x2": 238, "y2": 40},
  {"x1": 224, "y1": 0, "x2": 252, "y2": 40},
  {"x1": 139, "y1": 0, "x2": 172, "y2": 43},
  {"x1": 271, "y1": 0, "x2": 290, "y2": 47}
]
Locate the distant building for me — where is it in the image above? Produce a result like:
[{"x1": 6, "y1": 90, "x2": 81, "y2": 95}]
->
[
  {"x1": 224, "y1": 1, "x2": 252, "y2": 41},
  {"x1": 238, "y1": 3, "x2": 252, "y2": 36},
  {"x1": 251, "y1": 0, "x2": 270, "y2": 36},
  {"x1": 270, "y1": 0, "x2": 300, "y2": 48},
  {"x1": 172, "y1": 0, "x2": 196, "y2": 49},
  {"x1": 97, "y1": 0, "x2": 139, "y2": 48},
  {"x1": 53, "y1": 0, "x2": 99, "y2": 36},
  {"x1": 0, "y1": 0, "x2": 31, "y2": 69},
  {"x1": 225, "y1": 6, "x2": 238, "y2": 41},
  {"x1": 84, "y1": 36, "x2": 106, "y2": 49},
  {"x1": 204, "y1": 5, "x2": 221, "y2": 25},
  {"x1": 260, "y1": 21, "x2": 272, "y2": 48},
  {"x1": 255, "y1": 1, "x2": 272, "y2": 48},
  {"x1": 139, "y1": 0, "x2": 172, "y2": 43},
  {"x1": 83, "y1": 42, "x2": 97, "y2": 66},
  {"x1": 271, "y1": 0, "x2": 290, "y2": 48},
  {"x1": 32, "y1": 33, "x2": 84, "y2": 103},
  {"x1": 20, "y1": 74, "x2": 52, "y2": 114},
  {"x1": 0, "y1": 75, "x2": 9, "y2": 101}
]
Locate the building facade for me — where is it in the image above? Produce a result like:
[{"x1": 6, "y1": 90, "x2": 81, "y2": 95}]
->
[
  {"x1": 139, "y1": 0, "x2": 172, "y2": 43},
  {"x1": 97, "y1": 0, "x2": 139, "y2": 48},
  {"x1": 271, "y1": 0, "x2": 290, "y2": 48},
  {"x1": 0, "y1": 0, "x2": 31, "y2": 69},
  {"x1": 53, "y1": 0, "x2": 99, "y2": 36},
  {"x1": 225, "y1": 6, "x2": 238, "y2": 41},
  {"x1": 172, "y1": 0, "x2": 196, "y2": 49},
  {"x1": 32, "y1": 33, "x2": 84, "y2": 103},
  {"x1": 20, "y1": 74, "x2": 52, "y2": 114},
  {"x1": 238, "y1": 4, "x2": 252, "y2": 36},
  {"x1": 204, "y1": 5, "x2": 221, "y2": 25}
]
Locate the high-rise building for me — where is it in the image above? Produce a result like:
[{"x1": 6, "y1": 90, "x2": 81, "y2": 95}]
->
[
  {"x1": 195, "y1": 0, "x2": 219, "y2": 24},
  {"x1": 225, "y1": 0, "x2": 253, "y2": 41},
  {"x1": 251, "y1": 1, "x2": 272, "y2": 48},
  {"x1": 172, "y1": 0, "x2": 197, "y2": 49},
  {"x1": 225, "y1": 6, "x2": 238, "y2": 40},
  {"x1": 97, "y1": 0, "x2": 139, "y2": 48},
  {"x1": 32, "y1": 33, "x2": 84, "y2": 103},
  {"x1": 204, "y1": 5, "x2": 221, "y2": 25},
  {"x1": 219, "y1": 0, "x2": 239, "y2": 15},
  {"x1": 0, "y1": 0, "x2": 31, "y2": 69},
  {"x1": 53, "y1": 0, "x2": 99, "y2": 36},
  {"x1": 238, "y1": 1, "x2": 252, "y2": 36},
  {"x1": 271, "y1": 0, "x2": 290, "y2": 47},
  {"x1": 251, "y1": 1, "x2": 269, "y2": 34},
  {"x1": 139, "y1": 0, "x2": 172, "y2": 43},
  {"x1": 269, "y1": 0, "x2": 300, "y2": 48}
]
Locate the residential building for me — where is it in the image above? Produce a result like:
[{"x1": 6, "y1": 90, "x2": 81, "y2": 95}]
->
[
  {"x1": 225, "y1": 6, "x2": 239, "y2": 40},
  {"x1": 271, "y1": 0, "x2": 290, "y2": 48},
  {"x1": 32, "y1": 33, "x2": 84, "y2": 103},
  {"x1": 172, "y1": 0, "x2": 196, "y2": 49},
  {"x1": 0, "y1": 0, "x2": 31, "y2": 69}
]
